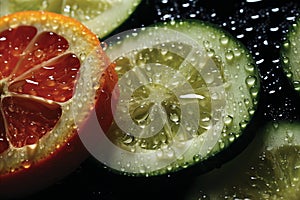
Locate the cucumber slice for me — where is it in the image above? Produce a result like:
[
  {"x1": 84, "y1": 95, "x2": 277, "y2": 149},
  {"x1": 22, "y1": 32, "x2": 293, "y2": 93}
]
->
[
  {"x1": 281, "y1": 17, "x2": 300, "y2": 93},
  {"x1": 84, "y1": 20, "x2": 260, "y2": 176},
  {"x1": 0, "y1": 0, "x2": 141, "y2": 38},
  {"x1": 186, "y1": 121, "x2": 300, "y2": 200}
]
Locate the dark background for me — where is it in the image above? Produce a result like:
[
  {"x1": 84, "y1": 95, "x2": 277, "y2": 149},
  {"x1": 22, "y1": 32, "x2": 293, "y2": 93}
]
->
[{"x1": 25, "y1": 0, "x2": 300, "y2": 199}]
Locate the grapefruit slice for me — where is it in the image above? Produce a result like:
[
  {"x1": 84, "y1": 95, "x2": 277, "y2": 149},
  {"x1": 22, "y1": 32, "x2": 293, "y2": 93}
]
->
[{"x1": 0, "y1": 11, "x2": 116, "y2": 198}]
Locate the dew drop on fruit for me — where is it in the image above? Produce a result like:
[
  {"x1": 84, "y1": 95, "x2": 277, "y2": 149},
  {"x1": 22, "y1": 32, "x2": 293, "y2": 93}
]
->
[
  {"x1": 250, "y1": 86, "x2": 259, "y2": 98},
  {"x1": 170, "y1": 113, "x2": 180, "y2": 123},
  {"x1": 294, "y1": 81, "x2": 300, "y2": 91},
  {"x1": 239, "y1": 120, "x2": 248, "y2": 130},
  {"x1": 225, "y1": 50, "x2": 234, "y2": 61},
  {"x1": 246, "y1": 75, "x2": 257, "y2": 87},
  {"x1": 100, "y1": 41, "x2": 108, "y2": 51},
  {"x1": 21, "y1": 160, "x2": 32, "y2": 169},
  {"x1": 132, "y1": 105, "x2": 151, "y2": 126},
  {"x1": 34, "y1": 49, "x2": 44, "y2": 58},
  {"x1": 245, "y1": 63, "x2": 255, "y2": 73},
  {"x1": 220, "y1": 35, "x2": 229, "y2": 46},
  {"x1": 223, "y1": 115, "x2": 233, "y2": 126}
]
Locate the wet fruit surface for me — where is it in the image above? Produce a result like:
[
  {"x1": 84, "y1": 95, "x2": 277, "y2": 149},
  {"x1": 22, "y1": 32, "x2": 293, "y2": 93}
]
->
[
  {"x1": 19, "y1": 1, "x2": 300, "y2": 199},
  {"x1": 0, "y1": 11, "x2": 115, "y2": 199},
  {"x1": 0, "y1": 25, "x2": 80, "y2": 153}
]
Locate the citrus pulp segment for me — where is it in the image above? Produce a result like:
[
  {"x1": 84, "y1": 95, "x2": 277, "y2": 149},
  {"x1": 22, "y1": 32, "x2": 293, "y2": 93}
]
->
[
  {"x1": 85, "y1": 20, "x2": 260, "y2": 176},
  {"x1": 281, "y1": 17, "x2": 300, "y2": 93},
  {"x1": 0, "y1": 0, "x2": 142, "y2": 38},
  {"x1": 186, "y1": 121, "x2": 300, "y2": 200},
  {"x1": 0, "y1": 11, "x2": 114, "y2": 197}
]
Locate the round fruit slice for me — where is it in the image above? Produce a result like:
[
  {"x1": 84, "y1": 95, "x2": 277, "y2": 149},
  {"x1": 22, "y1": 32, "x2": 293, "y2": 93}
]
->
[
  {"x1": 186, "y1": 121, "x2": 300, "y2": 200},
  {"x1": 0, "y1": 0, "x2": 142, "y2": 38},
  {"x1": 281, "y1": 17, "x2": 300, "y2": 93},
  {"x1": 82, "y1": 20, "x2": 260, "y2": 176},
  {"x1": 0, "y1": 11, "x2": 116, "y2": 198}
]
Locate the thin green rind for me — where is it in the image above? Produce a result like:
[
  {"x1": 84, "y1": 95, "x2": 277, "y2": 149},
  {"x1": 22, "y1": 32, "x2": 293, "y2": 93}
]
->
[
  {"x1": 281, "y1": 18, "x2": 300, "y2": 93},
  {"x1": 104, "y1": 19, "x2": 260, "y2": 176},
  {"x1": 185, "y1": 121, "x2": 300, "y2": 200},
  {"x1": 0, "y1": 0, "x2": 141, "y2": 38},
  {"x1": 162, "y1": 19, "x2": 260, "y2": 165}
]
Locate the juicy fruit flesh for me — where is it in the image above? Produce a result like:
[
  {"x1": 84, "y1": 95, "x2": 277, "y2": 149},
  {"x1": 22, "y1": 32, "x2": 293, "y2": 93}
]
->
[
  {"x1": 0, "y1": 25, "x2": 80, "y2": 153},
  {"x1": 186, "y1": 122, "x2": 300, "y2": 200},
  {"x1": 108, "y1": 45, "x2": 212, "y2": 152},
  {"x1": 222, "y1": 146, "x2": 300, "y2": 199}
]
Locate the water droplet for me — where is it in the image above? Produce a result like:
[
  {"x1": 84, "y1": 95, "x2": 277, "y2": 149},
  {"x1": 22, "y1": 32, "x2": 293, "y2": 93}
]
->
[
  {"x1": 123, "y1": 134, "x2": 134, "y2": 145},
  {"x1": 133, "y1": 105, "x2": 151, "y2": 126},
  {"x1": 170, "y1": 113, "x2": 180, "y2": 123},
  {"x1": 100, "y1": 41, "x2": 108, "y2": 51},
  {"x1": 207, "y1": 48, "x2": 215, "y2": 57},
  {"x1": 220, "y1": 35, "x2": 229, "y2": 46},
  {"x1": 246, "y1": 75, "x2": 257, "y2": 87},
  {"x1": 79, "y1": 53, "x2": 86, "y2": 61},
  {"x1": 21, "y1": 160, "x2": 32, "y2": 169},
  {"x1": 224, "y1": 115, "x2": 233, "y2": 126},
  {"x1": 192, "y1": 154, "x2": 201, "y2": 163},
  {"x1": 245, "y1": 63, "x2": 255, "y2": 73},
  {"x1": 239, "y1": 120, "x2": 248, "y2": 130},
  {"x1": 250, "y1": 86, "x2": 259, "y2": 98},
  {"x1": 219, "y1": 140, "x2": 225, "y2": 149},
  {"x1": 285, "y1": 130, "x2": 294, "y2": 143},
  {"x1": 283, "y1": 40, "x2": 290, "y2": 49},
  {"x1": 34, "y1": 49, "x2": 44, "y2": 58},
  {"x1": 225, "y1": 50, "x2": 234, "y2": 61},
  {"x1": 228, "y1": 134, "x2": 235, "y2": 142},
  {"x1": 294, "y1": 81, "x2": 300, "y2": 91}
]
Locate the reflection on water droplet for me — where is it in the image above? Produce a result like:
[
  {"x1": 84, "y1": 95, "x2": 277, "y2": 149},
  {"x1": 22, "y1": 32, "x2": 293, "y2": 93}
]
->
[
  {"x1": 246, "y1": 75, "x2": 257, "y2": 87},
  {"x1": 220, "y1": 35, "x2": 229, "y2": 46},
  {"x1": 34, "y1": 49, "x2": 43, "y2": 58},
  {"x1": 22, "y1": 160, "x2": 32, "y2": 169},
  {"x1": 101, "y1": 42, "x2": 108, "y2": 51},
  {"x1": 207, "y1": 48, "x2": 215, "y2": 57},
  {"x1": 245, "y1": 63, "x2": 255, "y2": 73},
  {"x1": 224, "y1": 115, "x2": 233, "y2": 126},
  {"x1": 170, "y1": 113, "x2": 180, "y2": 123},
  {"x1": 225, "y1": 50, "x2": 234, "y2": 61},
  {"x1": 132, "y1": 105, "x2": 151, "y2": 126}
]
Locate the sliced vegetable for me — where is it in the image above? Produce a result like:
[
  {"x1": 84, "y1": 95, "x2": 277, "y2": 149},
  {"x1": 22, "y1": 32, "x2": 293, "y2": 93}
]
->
[
  {"x1": 86, "y1": 20, "x2": 260, "y2": 176},
  {"x1": 281, "y1": 17, "x2": 300, "y2": 93},
  {"x1": 186, "y1": 121, "x2": 300, "y2": 199}
]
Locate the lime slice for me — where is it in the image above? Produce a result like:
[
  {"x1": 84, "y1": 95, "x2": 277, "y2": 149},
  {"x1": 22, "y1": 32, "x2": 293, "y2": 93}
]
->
[
  {"x1": 80, "y1": 20, "x2": 260, "y2": 176},
  {"x1": 281, "y1": 17, "x2": 300, "y2": 93},
  {"x1": 0, "y1": 0, "x2": 141, "y2": 38},
  {"x1": 186, "y1": 121, "x2": 300, "y2": 199}
]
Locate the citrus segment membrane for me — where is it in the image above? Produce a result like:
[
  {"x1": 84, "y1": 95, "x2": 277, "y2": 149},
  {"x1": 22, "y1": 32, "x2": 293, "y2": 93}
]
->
[
  {"x1": 186, "y1": 121, "x2": 300, "y2": 200},
  {"x1": 0, "y1": 11, "x2": 105, "y2": 175},
  {"x1": 281, "y1": 17, "x2": 300, "y2": 93},
  {"x1": 81, "y1": 20, "x2": 259, "y2": 176},
  {"x1": 2, "y1": 96, "x2": 62, "y2": 148},
  {"x1": 0, "y1": 0, "x2": 142, "y2": 38}
]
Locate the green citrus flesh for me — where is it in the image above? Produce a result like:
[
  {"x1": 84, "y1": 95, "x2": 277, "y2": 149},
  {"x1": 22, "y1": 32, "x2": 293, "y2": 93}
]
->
[
  {"x1": 0, "y1": 0, "x2": 141, "y2": 38},
  {"x1": 281, "y1": 18, "x2": 300, "y2": 93},
  {"x1": 103, "y1": 20, "x2": 260, "y2": 176},
  {"x1": 186, "y1": 121, "x2": 300, "y2": 200}
]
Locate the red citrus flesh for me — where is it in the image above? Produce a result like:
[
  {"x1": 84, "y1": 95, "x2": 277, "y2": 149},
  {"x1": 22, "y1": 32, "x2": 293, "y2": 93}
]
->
[
  {"x1": 0, "y1": 11, "x2": 117, "y2": 198},
  {"x1": 0, "y1": 24, "x2": 78, "y2": 152}
]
